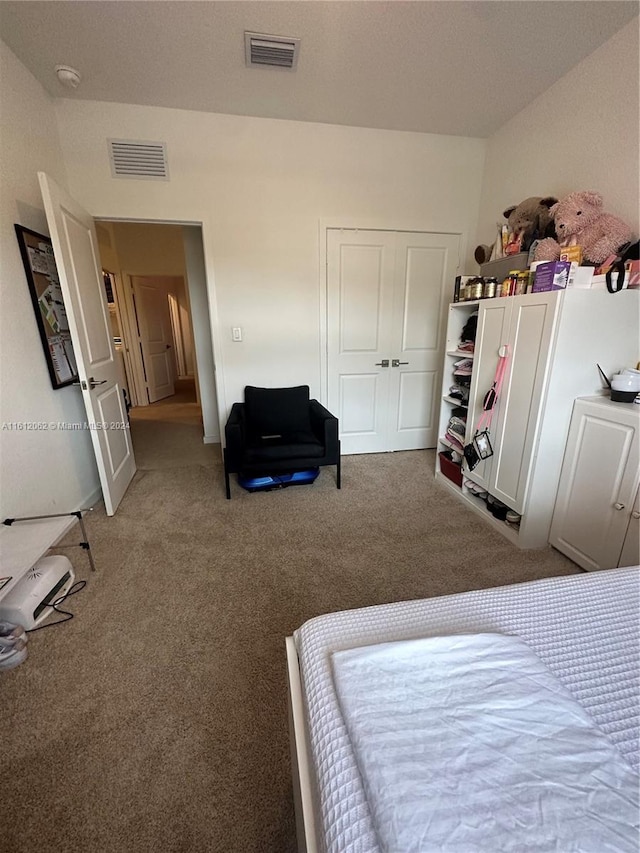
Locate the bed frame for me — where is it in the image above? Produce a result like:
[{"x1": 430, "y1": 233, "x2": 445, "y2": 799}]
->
[{"x1": 285, "y1": 636, "x2": 322, "y2": 853}]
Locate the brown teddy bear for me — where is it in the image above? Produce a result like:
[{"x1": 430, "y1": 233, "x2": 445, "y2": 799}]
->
[
  {"x1": 534, "y1": 191, "x2": 634, "y2": 265},
  {"x1": 503, "y1": 196, "x2": 558, "y2": 252}
]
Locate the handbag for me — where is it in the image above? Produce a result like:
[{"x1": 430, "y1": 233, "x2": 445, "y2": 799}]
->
[{"x1": 464, "y1": 345, "x2": 509, "y2": 471}]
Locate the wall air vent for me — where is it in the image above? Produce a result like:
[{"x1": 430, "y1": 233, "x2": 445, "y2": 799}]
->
[
  {"x1": 244, "y1": 32, "x2": 300, "y2": 70},
  {"x1": 108, "y1": 139, "x2": 169, "y2": 180}
]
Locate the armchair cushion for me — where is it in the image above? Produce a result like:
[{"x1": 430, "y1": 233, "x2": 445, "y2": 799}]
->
[{"x1": 244, "y1": 385, "x2": 312, "y2": 438}]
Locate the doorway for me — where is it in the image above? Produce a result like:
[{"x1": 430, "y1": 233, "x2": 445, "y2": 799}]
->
[
  {"x1": 96, "y1": 220, "x2": 219, "y2": 465},
  {"x1": 326, "y1": 228, "x2": 460, "y2": 454}
]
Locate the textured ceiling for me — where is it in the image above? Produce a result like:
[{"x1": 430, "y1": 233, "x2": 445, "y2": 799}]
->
[{"x1": 1, "y1": 1, "x2": 637, "y2": 138}]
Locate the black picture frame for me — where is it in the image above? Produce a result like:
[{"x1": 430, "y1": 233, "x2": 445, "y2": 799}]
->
[{"x1": 14, "y1": 224, "x2": 79, "y2": 390}]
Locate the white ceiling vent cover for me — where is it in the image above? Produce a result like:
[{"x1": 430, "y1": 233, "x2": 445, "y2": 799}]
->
[
  {"x1": 108, "y1": 139, "x2": 169, "y2": 180},
  {"x1": 245, "y1": 32, "x2": 300, "y2": 70}
]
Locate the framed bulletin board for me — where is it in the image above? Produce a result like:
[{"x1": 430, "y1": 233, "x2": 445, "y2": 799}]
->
[{"x1": 14, "y1": 224, "x2": 79, "y2": 389}]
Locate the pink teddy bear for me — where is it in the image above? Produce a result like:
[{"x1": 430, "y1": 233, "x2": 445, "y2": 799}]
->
[{"x1": 534, "y1": 191, "x2": 633, "y2": 265}]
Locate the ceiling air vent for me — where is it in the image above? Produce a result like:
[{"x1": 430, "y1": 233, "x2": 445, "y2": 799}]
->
[
  {"x1": 244, "y1": 32, "x2": 300, "y2": 70},
  {"x1": 108, "y1": 139, "x2": 169, "y2": 180}
]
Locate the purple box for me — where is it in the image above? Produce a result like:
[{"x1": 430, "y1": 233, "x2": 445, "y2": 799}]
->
[{"x1": 532, "y1": 261, "x2": 571, "y2": 292}]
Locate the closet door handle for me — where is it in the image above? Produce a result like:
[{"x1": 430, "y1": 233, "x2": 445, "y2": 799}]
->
[
  {"x1": 392, "y1": 359, "x2": 409, "y2": 367},
  {"x1": 375, "y1": 359, "x2": 389, "y2": 368},
  {"x1": 632, "y1": 511, "x2": 640, "y2": 519},
  {"x1": 613, "y1": 502, "x2": 625, "y2": 511}
]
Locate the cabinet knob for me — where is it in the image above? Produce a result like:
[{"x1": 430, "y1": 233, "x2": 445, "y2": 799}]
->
[
  {"x1": 613, "y1": 502, "x2": 625, "y2": 511},
  {"x1": 632, "y1": 511, "x2": 640, "y2": 520}
]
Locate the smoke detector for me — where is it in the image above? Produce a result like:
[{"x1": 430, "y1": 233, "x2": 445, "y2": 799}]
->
[{"x1": 55, "y1": 64, "x2": 81, "y2": 89}]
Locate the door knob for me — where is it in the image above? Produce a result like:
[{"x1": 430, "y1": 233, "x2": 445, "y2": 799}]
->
[
  {"x1": 392, "y1": 359, "x2": 409, "y2": 367},
  {"x1": 613, "y1": 502, "x2": 625, "y2": 511},
  {"x1": 632, "y1": 511, "x2": 640, "y2": 519},
  {"x1": 375, "y1": 359, "x2": 389, "y2": 367}
]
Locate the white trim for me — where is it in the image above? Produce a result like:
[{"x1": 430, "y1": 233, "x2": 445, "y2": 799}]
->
[
  {"x1": 79, "y1": 486, "x2": 104, "y2": 511},
  {"x1": 203, "y1": 433, "x2": 220, "y2": 445},
  {"x1": 286, "y1": 636, "x2": 320, "y2": 853},
  {"x1": 168, "y1": 292, "x2": 187, "y2": 377},
  {"x1": 200, "y1": 220, "x2": 226, "y2": 460}
]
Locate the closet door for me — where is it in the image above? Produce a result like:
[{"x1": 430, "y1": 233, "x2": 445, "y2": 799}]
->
[
  {"x1": 327, "y1": 229, "x2": 459, "y2": 454},
  {"x1": 387, "y1": 232, "x2": 460, "y2": 451},
  {"x1": 464, "y1": 299, "x2": 512, "y2": 492},
  {"x1": 327, "y1": 230, "x2": 397, "y2": 453},
  {"x1": 490, "y1": 293, "x2": 559, "y2": 514}
]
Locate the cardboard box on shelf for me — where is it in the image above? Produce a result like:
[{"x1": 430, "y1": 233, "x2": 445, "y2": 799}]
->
[{"x1": 560, "y1": 245, "x2": 583, "y2": 265}]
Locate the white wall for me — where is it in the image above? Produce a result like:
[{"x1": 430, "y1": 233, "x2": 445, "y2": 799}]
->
[
  {"x1": 476, "y1": 20, "x2": 639, "y2": 253},
  {"x1": 53, "y1": 100, "x2": 487, "y2": 426},
  {"x1": 183, "y1": 226, "x2": 220, "y2": 442},
  {"x1": 0, "y1": 41, "x2": 100, "y2": 517}
]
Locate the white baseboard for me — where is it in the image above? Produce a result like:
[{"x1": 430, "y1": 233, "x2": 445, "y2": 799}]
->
[
  {"x1": 78, "y1": 486, "x2": 103, "y2": 511},
  {"x1": 203, "y1": 434, "x2": 220, "y2": 445}
]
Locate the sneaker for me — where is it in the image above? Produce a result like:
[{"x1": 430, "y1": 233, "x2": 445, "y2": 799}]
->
[
  {"x1": 0, "y1": 620, "x2": 27, "y2": 642},
  {"x1": 0, "y1": 639, "x2": 28, "y2": 671}
]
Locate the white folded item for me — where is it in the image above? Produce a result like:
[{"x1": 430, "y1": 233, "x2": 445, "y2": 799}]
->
[{"x1": 332, "y1": 632, "x2": 639, "y2": 853}]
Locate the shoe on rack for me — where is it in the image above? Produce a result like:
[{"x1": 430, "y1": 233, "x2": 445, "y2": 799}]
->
[{"x1": 0, "y1": 639, "x2": 28, "y2": 671}]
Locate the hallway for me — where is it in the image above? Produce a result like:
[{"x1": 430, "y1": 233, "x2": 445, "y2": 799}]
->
[{"x1": 128, "y1": 378, "x2": 216, "y2": 470}]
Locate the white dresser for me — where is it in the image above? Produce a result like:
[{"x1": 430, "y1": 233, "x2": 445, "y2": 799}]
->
[{"x1": 549, "y1": 396, "x2": 640, "y2": 570}]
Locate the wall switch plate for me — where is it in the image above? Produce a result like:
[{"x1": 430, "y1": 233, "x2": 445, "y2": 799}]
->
[{"x1": 232, "y1": 327, "x2": 242, "y2": 342}]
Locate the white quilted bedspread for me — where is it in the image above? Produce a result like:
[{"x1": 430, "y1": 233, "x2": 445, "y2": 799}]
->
[
  {"x1": 332, "y1": 633, "x2": 639, "y2": 853},
  {"x1": 294, "y1": 567, "x2": 640, "y2": 853}
]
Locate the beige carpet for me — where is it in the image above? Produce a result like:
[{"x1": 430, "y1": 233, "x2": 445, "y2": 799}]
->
[{"x1": 2, "y1": 413, "x2": 579, "y2": 853}]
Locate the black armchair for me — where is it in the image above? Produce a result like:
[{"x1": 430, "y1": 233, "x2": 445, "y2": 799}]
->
[{"x1": 223, "y1": 385, "x2": 341, "y2": 499}]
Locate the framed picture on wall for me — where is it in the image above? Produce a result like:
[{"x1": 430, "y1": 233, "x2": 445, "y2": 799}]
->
[{"x1": 14, "y1": 224, "x2": 79, "y2": 389}]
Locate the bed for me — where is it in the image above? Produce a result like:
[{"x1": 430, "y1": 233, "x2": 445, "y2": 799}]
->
[{"x1": 286, "y1": 566, "x2": 640, "y2": 853}]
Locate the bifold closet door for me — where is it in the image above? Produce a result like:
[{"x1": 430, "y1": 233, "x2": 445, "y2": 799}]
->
[
  {"x1": 327, "y1": 229, "x2": 459, "y2": 454},
  {"x1": 327, "y1": 230, "x2": 397, "y2": 453},
  {"x1": 387, "y1": 232, "x2": 461, "y2": 451}
]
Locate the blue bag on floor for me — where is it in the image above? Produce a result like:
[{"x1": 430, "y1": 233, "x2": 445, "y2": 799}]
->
[{"x1": 238, "y1": 469, "x2": 319, "y2": 492}]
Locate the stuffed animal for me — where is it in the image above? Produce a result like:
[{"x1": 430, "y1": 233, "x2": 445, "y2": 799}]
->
[
  {"x1": 502, "y1": 196, "x2": 558, "y2": 252},
  {"x1": 534, "y1": 191, "x2": 634, "y2": 265}
]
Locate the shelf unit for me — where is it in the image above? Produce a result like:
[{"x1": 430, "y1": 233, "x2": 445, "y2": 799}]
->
[
  {"x1": 436, "y1": 298, "x2": 477, "y2": 458},
  {"x1": 435, "y1": 289, "x2": 640, "y2": 550},
  {"x1": 436, "y1": 299, "x2": 521, "y2": 540}
]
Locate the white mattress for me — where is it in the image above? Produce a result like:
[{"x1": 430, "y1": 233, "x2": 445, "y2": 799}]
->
[{"x1": 294, "y1": 567, "x2": 640, "y2": 853}]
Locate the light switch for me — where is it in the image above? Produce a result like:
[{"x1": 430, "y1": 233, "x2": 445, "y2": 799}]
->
[{"x1": 232, "y1": 327, "x2": 242, "y2": 342}]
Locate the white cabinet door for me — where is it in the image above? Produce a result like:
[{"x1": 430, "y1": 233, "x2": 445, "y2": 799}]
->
[
  {"x1": 327, "y1": 229, "x2": 459, "y2": 454},
  {"x1": 490, "y1": 293, "x2": 559, "y2": 514},
  {"x1": 619, "y1": 487, "x2": 640, "y2": 568},
  {"x1": 549, "y1": 399, "x2": 640, "y2": 571},
  {"x1": 464, "y1": 298, "x2": 511, "y2": 492}
]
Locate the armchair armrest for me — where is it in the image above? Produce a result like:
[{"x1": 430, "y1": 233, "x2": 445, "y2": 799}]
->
[
  {"x1": 224, "y1": 402, "x2": 246, "y2": 469},
  {"x1": 309, "y1": 400, "x2": 339, "y2": 457}
]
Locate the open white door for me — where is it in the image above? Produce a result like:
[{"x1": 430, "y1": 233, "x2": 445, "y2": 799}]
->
[
  {"x1": 132, "y1": 277, "x2": 175, "y2": 402},
  {"x1": 38, "y1": 172, "x2": 136, "y2": 515}
]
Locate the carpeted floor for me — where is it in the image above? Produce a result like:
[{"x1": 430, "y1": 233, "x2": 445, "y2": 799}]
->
[{"x1": 2, "y1": 411, "x2": 579, "y2": 853}]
